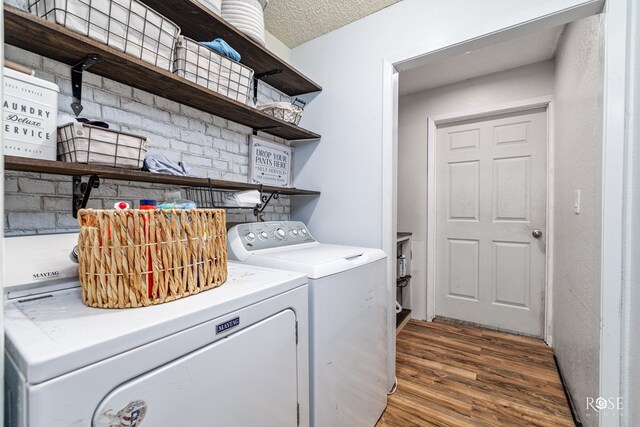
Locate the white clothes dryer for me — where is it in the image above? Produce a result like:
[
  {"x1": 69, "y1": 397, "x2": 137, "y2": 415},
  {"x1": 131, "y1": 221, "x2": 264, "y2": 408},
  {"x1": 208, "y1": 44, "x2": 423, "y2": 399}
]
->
[
  {"x1": 4, "y1": 233, "x2": 310, "y2": 427},
  {"x1": 228, "y1": 221, "x2": 388, "y2": 427}
]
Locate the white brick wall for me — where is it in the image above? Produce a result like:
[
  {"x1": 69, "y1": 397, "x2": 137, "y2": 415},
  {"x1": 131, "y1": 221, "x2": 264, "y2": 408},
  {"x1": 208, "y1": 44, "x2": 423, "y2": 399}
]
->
[{"x1": 4, "y1": 45, "x2": 292, "y2": 235}]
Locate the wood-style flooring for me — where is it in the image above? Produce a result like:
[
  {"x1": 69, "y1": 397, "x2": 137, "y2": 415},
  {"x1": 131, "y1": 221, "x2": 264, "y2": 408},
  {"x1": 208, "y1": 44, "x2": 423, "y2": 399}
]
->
[{"x1": 377, "y1": 320, "x2": 574, "y2": 427}]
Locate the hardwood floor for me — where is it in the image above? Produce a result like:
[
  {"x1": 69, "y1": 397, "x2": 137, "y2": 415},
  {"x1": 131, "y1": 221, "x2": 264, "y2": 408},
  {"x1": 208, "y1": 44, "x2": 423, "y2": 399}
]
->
[{"x1": 377, "y1": 320, "x2": 574, "y2": 427}]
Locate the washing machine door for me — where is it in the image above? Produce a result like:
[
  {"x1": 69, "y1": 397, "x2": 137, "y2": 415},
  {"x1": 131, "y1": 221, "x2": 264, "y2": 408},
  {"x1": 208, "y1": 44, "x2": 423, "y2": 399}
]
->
[{"x1": 92, "y1": 309, "x2": 298, "y2": 427}]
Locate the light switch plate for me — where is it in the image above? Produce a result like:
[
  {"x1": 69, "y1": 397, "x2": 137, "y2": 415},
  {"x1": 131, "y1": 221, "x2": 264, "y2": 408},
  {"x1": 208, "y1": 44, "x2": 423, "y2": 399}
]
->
[{"x1": 574, "y1": 190, "x2": 581, "y2": 214}]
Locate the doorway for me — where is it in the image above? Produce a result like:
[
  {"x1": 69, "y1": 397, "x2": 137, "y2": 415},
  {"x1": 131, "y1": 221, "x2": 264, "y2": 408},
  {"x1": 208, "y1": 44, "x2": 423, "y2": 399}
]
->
[{"x1": 433, "y1": 106, "x2": 549, "y2": 337}]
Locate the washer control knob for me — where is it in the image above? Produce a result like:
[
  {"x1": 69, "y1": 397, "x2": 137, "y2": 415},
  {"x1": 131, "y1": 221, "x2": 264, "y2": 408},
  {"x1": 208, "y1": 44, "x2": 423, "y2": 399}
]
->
[
  {"x1": 259, "y1": 231, "x2": 268, "y2": 240},
  {"x1": 245, "y1": 232, "x2": 255, "y2": 242},
  {"x1": 290, "y1": 229, "x2": 299, "y2": 237},
  {"x1": 275, "y1": 228, "x2": 286, "y2": 239},
  {"x1": 300, "y1": 229, "x2": 307, "y2": 236}
]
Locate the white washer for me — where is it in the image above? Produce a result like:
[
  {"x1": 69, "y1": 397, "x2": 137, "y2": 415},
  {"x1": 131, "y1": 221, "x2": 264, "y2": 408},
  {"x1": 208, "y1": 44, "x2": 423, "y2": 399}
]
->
[
  {"x1": 4, "y1": 233, "x2": 310, "y2": 427},
  {"x1": 228, "y1": 221, "x2": 388, "y2": 427}
]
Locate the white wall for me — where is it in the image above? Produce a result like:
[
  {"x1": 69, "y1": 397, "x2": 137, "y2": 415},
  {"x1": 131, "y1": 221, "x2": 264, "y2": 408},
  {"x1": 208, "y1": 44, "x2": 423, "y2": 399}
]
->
[
  {"x1": 397, "y1": 61, "x2": 556, "y2": 319},
  {"x1": 553, "y1": 14, "x2": 604, "y2": 426},
  {"x1": 265, "y1": 30, "x2": 291, "y2": 63},
  {"x1": 289, "y1": 0, "x2": 601, "y2": 248},
  {"x1": 623, "y1": 0, "x2": 640, "y2": 424}
]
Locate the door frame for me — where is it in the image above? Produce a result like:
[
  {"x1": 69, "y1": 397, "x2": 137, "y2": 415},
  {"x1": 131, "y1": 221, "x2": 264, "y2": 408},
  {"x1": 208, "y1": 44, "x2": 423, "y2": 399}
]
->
[{"x1": 425, "y1": 96, "x2": 555, "y2": 344}]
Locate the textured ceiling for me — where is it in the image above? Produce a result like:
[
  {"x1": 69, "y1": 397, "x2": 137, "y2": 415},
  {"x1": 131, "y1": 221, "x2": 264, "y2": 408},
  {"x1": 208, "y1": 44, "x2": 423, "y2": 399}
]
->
[
  {"x1": 263, "y1": 0, "x2": 403, "y2": 48},
  {"x1": 399, "y1": 26, "x2": 565, "y2": 96}
]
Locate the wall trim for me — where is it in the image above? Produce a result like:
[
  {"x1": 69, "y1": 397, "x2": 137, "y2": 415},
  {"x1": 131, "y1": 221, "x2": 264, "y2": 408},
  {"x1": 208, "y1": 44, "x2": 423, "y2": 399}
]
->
[
  {"x1": 599, "y1": 2, "x2": 628, "y2": 424},
  {"x1": 381, "y1": 59, "x2": 398, "y2": 392},
  {"x1": 425, "y1": 97, "x2": 555, "y2": 344}
]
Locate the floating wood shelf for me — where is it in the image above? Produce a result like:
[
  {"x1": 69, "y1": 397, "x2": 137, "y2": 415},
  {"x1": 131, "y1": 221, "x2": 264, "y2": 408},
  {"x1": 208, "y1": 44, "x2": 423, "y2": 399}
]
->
[
  {"x1": 142, "y1": 0, "x2": 321, "y2": 96},
  {"x1": 3, "y1": 6, "x2": 320, "y2": 141},
  {"x1": 4, "y1": 156, "x2": 321, "y2": 196}
]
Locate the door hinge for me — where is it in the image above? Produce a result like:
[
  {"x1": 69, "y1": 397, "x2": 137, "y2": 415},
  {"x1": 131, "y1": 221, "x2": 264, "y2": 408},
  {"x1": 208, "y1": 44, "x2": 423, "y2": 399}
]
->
[
  {"x1": 295, "y1": 321, "x2": 298, "y2": 344},
  {"x1": 297, "y1": 403, "x2": 300, "y2": 426}
]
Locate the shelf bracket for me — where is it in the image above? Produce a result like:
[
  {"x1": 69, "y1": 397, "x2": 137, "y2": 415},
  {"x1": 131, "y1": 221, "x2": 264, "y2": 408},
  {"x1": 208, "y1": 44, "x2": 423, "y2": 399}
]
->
[
  {"x1": 253, "y1": 187, "x2": 280, "y2": 221},
  {"x1": 73, "y1": 175, "x2": 100, "y2": 218},
  {"x1": 253, "y1": 69, "x2": 283, "y2": 104},
  {"x1": 252, "y1": 125, "x2": 283, "y2": 136},
  {"x1": 71, "y1": 54, "x2": 102, "y2": 116}
]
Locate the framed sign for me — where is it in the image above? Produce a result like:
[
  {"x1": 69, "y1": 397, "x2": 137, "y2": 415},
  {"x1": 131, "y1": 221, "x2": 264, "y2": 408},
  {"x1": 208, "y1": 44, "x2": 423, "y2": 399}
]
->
[{"x1": 248, "y1": 136, "x2": 293, "y2": 187}]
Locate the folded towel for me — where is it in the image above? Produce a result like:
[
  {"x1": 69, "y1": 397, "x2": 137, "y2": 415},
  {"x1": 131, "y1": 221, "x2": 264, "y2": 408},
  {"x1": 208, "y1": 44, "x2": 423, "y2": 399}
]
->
[
  {"x1": 144, "y1": 153, "x2": 196, "y2": 177},
  {"x1": 200, "y1": 39, "x2": 241, "y2": 62}
]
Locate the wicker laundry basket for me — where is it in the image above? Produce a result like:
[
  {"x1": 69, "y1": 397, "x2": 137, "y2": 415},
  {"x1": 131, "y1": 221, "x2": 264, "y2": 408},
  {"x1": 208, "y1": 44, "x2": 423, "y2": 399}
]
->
[{"x1": 77, "y1": 208, "x2": 227, "y2": 309}]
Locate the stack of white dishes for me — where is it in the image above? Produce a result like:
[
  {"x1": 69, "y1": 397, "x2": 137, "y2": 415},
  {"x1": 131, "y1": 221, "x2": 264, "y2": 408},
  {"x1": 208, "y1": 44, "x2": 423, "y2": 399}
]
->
[
  {"x1": 196, "y1": 0, "x2": 222, "y2": 16},
  {"x1": 221, "y1": 0, "x2": 266, "y2": 46}
]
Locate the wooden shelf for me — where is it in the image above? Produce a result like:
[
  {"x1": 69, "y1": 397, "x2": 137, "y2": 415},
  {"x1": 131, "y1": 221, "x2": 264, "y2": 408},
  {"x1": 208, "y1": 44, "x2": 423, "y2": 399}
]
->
[
  {"x1": 142, "y1": 0, "x2": 321, "y2": 96},
  {"x1": 4, "y1": 6, "x2": 320, "y2": 141},
  {"x1": 4, "y1": 156, "x2": 321, "y2": 196}
]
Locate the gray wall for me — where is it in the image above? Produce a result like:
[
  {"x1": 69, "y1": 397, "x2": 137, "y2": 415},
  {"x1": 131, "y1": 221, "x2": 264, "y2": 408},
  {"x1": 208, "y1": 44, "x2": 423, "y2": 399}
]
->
[
  {"x1": 4, "y1": 45, "x2": 291, "y2": 235},
  {"x1": 552, "y1": 14, "x2": 604, "y2": 426},
  {"x1": 397, "y1": 60, "x2": 556, "y2": 319}
]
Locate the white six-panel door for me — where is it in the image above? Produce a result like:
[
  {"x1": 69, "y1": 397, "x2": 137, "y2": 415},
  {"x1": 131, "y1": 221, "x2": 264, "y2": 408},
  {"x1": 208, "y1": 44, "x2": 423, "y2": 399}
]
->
[{"x1": 435, "y1": 108, "x2": 547, "y2": 336}]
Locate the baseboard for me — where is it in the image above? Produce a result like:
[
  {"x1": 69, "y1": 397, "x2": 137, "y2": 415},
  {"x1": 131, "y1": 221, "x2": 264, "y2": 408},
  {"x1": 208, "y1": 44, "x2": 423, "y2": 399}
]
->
[{"x1": 554, "y1": 355, "x2": 582, "y2": 427}]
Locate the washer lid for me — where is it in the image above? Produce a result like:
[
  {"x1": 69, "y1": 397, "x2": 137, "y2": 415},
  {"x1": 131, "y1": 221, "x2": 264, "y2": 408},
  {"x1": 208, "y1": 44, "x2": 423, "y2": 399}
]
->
[
  {"x1": 4, "y1": 263, "x2": 307, "y2": 385},
  {"x1": 248, "y1": 244, "x2": 387, "y2": 279}
]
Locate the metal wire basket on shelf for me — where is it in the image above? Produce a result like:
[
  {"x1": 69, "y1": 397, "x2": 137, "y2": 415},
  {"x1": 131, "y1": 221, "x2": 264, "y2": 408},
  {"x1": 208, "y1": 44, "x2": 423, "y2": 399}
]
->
[
  {"x1": 173, "y1": 36, "x2": 254, "y2": 104},
  {"x1": 28, "y1": 0, "x2": 180, "y2": 71},
  {"x1": 256, "y1": 98, "x2": 306, "y2": 125},
  {"x1": 184, "y1": 185, "x2": 280, "y2": 219}
]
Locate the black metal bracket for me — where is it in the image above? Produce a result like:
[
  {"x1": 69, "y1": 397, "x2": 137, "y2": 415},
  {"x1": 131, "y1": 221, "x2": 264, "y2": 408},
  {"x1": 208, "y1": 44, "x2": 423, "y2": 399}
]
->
[
  {"x1": 73, "y1": 175, "x2": 100, "y2": 218},
  {"x1": 71, "y1": 54, "x2": 102, "y2": 116},
  {"x1": 253, "y1": 187, "x2": 280, "y2": 219},
  {"x1": 253, "y1": 69, "x2": 283, "y2": 103},
  {"x1": 252, "y1": 125, "x2": 283, "y2": 136}
]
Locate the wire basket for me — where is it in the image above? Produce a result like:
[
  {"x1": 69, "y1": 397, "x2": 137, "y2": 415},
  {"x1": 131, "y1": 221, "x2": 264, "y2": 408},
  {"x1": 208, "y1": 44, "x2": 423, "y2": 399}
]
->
[
  {"x1": 77, "y1": 208, "x2": 227, "y2": 308},
  {"x1": 256, "y1": 98, "x2": 306, "y2": 125},
  {"x1": 28, "y1": 0, "x2": 180, "y2": 71},
  {"x1": 57, "y1": 122, "x2": 148, "y2": 169},
  {"x1": 184, "y1": 187, "x2": 259, "y2": 209},
  {"x1": 173, "y1": 36, "x2": 254, "y2": 104}
]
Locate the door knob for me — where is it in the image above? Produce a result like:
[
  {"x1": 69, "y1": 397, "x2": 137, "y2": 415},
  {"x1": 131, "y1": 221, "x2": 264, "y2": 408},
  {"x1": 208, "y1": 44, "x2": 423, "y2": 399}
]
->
[{"x1": 532, "y1": 229, "x2": 543, "y2": 239}]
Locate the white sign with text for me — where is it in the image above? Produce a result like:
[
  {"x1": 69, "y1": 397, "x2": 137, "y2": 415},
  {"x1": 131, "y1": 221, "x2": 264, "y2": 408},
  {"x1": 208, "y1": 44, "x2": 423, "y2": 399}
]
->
[{"x1": 248, "y1": 136, "x2": 293, "y2": 187}]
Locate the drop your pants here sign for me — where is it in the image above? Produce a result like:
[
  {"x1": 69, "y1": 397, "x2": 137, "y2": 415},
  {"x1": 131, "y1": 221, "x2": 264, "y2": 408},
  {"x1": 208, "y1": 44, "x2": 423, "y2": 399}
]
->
[{"x1": 249, "y1": 136, "x2": 293, "y2": 187}]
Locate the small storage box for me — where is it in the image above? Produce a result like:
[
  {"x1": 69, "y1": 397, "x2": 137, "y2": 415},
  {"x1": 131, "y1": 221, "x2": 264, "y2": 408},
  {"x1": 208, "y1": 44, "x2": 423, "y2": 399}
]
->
[
  {"x1": 257, "y1": 102, "x2": 304, "y2": 125},
  {"x1": 3, "y1": 67, "x2": 59, "y2": 160},
  {"x1": 173, "y1": 36, "x2": 254, "y2": 104},
  {"x1": 57, "y1": 122, "x2": 148, "y2": 169},
  {"x1": 77, "y1": 208, "x2": 228, "y2": 308},
  {"x1": 28, "y1": 0, "x2": 180, "y2": 71}
]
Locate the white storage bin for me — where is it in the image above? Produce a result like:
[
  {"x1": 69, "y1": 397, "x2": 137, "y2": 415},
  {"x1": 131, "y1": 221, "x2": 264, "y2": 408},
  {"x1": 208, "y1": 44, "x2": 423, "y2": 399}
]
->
[
  {"x1": 173, "y1": 36, "x2": 254, "y2": 104},
  {"x1": 3, "y1": 67, "x2": 59, "y2": 160},
  {"x1": 28, "y1": 0, "x2": 180, "y2": 71},
  {"x1": 57, "y1": 122, "x2": 148, "y2": 169}
]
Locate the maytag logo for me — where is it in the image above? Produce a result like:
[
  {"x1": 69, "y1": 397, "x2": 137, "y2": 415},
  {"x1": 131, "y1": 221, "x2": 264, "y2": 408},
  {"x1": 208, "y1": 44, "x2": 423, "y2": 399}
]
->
[
  {"x1": 216, "y1": 317, "x2": 240, "y2": 334},
  {"x1": 32, "y1": 270, "x2": 60, "y2": 280}
]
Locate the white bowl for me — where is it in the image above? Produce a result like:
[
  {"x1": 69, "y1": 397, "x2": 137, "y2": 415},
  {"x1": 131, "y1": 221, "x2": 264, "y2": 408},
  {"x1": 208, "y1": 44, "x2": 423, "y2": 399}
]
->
[{"x1": 221, "y1": 2, "x2": 264, "y2": 17}]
